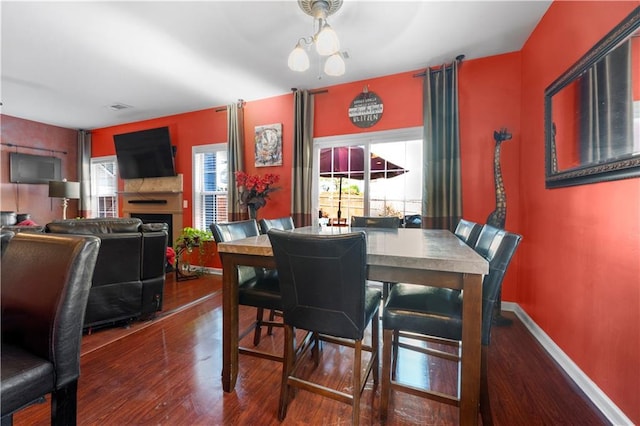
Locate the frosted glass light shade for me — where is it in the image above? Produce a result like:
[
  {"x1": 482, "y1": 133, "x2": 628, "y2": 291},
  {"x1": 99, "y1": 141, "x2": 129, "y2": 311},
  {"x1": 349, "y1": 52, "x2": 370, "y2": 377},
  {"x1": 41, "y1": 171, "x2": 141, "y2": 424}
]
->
[
  {"x1": 315, "y1": 23, "x2": 339, "y2": 56},
  {"x1": 288, "y1": 45, "x2": 310, "y2": 71},
  {"x1": 324, "y1": 53, "x2": 345, "y2": 76}
]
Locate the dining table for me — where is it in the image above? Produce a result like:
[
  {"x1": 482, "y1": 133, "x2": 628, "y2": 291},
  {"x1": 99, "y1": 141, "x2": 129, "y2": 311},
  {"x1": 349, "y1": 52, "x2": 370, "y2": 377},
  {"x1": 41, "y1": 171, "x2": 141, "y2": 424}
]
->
[{"x1": 217, "y1": 225, "x2": 489, "y2": 425}]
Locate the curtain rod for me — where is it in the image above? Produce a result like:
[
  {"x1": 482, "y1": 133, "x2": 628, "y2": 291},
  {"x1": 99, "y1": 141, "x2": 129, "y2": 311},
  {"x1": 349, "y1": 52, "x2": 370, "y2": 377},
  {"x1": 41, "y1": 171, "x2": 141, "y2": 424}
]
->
[
  {"x1": 1, "y1": 142, "x2": 68, "y2": 155},
  {"x1": 291, "y1": 88, "x2": 329, "y2": 95},
  {"x1": 216, "y1": 99, "x2": 245, "y2": 112},
  {"x1": 413, "y1": 54, "x2": 465, "y2": 78},
  {"x1": 215, "y1": 90, "x2": 328, "y2": 112}
]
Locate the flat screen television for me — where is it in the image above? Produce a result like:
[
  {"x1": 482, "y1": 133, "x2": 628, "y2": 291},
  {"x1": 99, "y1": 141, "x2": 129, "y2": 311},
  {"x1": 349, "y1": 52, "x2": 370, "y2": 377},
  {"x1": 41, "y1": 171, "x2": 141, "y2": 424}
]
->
[
  {"x1": 9, "y1": 152, "x2": 62, "y2": 184},
  {"x1": 114, "y1": 126, "x2": 176, "y2": 179}
]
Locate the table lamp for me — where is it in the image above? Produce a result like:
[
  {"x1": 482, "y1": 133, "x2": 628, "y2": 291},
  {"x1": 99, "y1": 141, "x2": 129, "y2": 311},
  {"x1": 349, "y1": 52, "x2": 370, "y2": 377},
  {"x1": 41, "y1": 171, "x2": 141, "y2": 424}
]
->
[{"x1": 48, "y1": 179, "x2": 80, "y2": 220}]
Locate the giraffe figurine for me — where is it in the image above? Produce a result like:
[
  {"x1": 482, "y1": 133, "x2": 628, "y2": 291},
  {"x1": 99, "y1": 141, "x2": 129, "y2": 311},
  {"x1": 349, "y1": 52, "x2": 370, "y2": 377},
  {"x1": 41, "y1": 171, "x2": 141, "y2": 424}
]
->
[
  {"x1": 487, "y1": 128, "x2": 513, "y2": 327},
  {"x1": 486, "y1": 128, "x2": 512, "y2": 229}
]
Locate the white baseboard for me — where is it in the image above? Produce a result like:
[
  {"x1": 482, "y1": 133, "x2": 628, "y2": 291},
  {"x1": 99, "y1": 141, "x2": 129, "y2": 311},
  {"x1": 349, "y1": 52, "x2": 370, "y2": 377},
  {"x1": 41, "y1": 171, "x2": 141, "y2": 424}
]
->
[{"x1": 501, "y1": 302, "x2": 633, "y2": 426}]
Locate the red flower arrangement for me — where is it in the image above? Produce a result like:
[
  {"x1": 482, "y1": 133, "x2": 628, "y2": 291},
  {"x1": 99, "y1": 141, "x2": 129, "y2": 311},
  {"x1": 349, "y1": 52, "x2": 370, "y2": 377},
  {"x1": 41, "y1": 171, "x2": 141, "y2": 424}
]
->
[{"x1": 235, "y1": 171, "x2": 280, "y2": 210}]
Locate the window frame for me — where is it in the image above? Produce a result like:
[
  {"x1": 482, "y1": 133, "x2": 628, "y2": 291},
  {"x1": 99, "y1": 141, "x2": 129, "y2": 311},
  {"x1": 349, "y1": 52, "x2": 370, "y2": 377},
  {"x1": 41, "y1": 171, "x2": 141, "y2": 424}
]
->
[
  {"x1": 313, "y1": 126, "x2": 422, "y2": 225},
  {"x1": 89, "y1": 155, "x2": 119, "y2": 218},
  {"x1": 192, "y1": 143, "x2": 228, "y2": 231}
]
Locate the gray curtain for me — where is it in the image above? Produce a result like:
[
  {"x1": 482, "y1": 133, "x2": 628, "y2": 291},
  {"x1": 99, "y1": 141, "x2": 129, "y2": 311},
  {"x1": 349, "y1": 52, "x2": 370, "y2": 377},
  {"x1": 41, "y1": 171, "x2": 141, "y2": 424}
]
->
[
  {"x1": 291, "y1": 89, "x2": 314, "y2": 227},
  {"x1": 422, "y1": 60, "x2": 461, "y2": 231},
  {"x1": 579, "y1": 40, "x2": 633, "y2": 164},
  {"x1": 227, "y1": 102, "x2": 245, "y2": 221},
  {"x1": 77, "y1": 130, "x2": 91, "y2": 218}
]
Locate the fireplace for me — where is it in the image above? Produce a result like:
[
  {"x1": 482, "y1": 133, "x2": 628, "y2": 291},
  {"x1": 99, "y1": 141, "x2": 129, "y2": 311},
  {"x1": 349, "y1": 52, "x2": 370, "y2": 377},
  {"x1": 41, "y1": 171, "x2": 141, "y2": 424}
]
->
[{"x1": 121, "y1": 175, "x2": 183, "y2": 245}]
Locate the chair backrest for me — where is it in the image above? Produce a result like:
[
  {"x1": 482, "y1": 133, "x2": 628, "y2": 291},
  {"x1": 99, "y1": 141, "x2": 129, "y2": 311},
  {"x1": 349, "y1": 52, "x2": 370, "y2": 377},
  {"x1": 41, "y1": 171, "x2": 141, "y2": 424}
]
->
[
  {"x1": 474, "y1": 224, "x2": 502, "y2": 258},
  {"x1": 480, "y1": 229, "x2": 522, "y2": 345},
  {"x1": 1, "y1": 232, "x2": 100, "y2": 387},
  {"x1": 454, "y1": 219, "x2": 482, "y2": 247},
  {"x1": 210, "y1": 219, "x2": 261, "y2": 284},
  {"x1": 350, "y1": 216, "x2": 400, "y2": 228},
  {"x1": 259, "y1": 217, "x2": 295, "y2": 234},
  {"x1": 268, "y1": 228, "x2": 368, "y2": 340},
  {"x1": 1, "y1": 229, "x2": 15, "y2": 256}
]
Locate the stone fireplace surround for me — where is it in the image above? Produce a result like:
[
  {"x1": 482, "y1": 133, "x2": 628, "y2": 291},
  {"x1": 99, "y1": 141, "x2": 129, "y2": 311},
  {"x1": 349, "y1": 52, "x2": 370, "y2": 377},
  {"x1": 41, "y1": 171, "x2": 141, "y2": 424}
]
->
[{"x1": 121, "y1": 175, "x2": 183, "y2": 246}]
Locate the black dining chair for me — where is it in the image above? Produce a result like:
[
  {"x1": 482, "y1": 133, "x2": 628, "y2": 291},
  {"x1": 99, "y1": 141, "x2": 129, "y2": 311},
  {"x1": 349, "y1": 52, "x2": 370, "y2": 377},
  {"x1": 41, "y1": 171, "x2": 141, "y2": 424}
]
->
[
  {"x1": 350, "y1": 215, "x2": 401, "y2": 228},
  {"x1": 454, "y1": 218, "x2": 482, "y2": 248},
  {"x1": 380, "y1": 228, "x2": 522, "y2": 425},
  {"x1": 210, "y1": 220, "x2": 284, "y2": 353},
  {"x1": 268, "y1": 229, "x2": 381, "y2": 426},
  {"x1": 350, "y1": 215, "x2": 400, "y2": 299},
  {"x1": 1, "y1": 232, "x2": 101, "y2": 426},
  {"x1": 258, "y1": 216, "x2": 295, "y2": 234}
]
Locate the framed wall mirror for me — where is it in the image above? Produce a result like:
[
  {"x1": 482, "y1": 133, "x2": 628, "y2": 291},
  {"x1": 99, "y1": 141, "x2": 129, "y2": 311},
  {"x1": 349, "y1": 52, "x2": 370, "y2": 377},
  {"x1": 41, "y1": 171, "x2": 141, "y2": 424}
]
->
[{"x1": 544, "y1": 6, "x2": 640, "y2": 188}]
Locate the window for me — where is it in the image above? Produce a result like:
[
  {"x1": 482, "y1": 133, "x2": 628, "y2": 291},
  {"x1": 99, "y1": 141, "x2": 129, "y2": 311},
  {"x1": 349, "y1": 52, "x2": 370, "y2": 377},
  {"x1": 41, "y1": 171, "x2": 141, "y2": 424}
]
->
[
  {"x1": 90, "y1": 156, "x2": 118, "y2": 218},
  {"x1": 314, "y1": 127, "x2": 422, "y2": 225},
  {"x1": 193, "y1": 144, "x2": 228, "y2": 231}
]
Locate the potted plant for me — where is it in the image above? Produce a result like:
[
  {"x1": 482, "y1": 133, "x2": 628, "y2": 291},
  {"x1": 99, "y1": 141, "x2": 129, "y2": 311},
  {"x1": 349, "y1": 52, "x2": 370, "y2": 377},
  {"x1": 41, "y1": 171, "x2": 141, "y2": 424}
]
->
[{"x1": 175, "y1": 227, "x2": 214, "y2": 277}]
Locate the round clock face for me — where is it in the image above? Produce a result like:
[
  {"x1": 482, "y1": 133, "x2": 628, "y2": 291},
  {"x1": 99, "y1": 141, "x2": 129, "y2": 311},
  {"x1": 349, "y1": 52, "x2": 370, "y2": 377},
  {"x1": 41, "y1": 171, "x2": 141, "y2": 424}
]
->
[{"x1": 348, "y1": 91, "x2": 383, "y2": 128}]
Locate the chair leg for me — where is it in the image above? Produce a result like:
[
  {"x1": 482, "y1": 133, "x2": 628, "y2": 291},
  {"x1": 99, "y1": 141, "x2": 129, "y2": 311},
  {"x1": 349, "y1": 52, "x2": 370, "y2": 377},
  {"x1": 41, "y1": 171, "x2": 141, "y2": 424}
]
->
[
  {"x1": 372, "y1": 309, "x2": 379, "y2": 386},
  {"x1": 278, "y1": 325, "x2": 295, "y2": 421},
  {"x1": 267, "y1": 309, "x2": 276, "y2": 335},
  {"x1": 480, "y1": 345, "x2": 494, "y2": 426},
  {"x1": 253, "y1": 308, "x2": 264, "y2": 346},
  {"x1": 352, "y1": 339, "x2": 362, "y2": 426},
  {"x1": 52, "y1": 380, "x2": 78, "y2": 426},
  {"x1": 391, "y1": 329, "x2": 399, "y2": 380},
  {"x1": 380, "y1": 328, "x2": 393, "y2": 420}
]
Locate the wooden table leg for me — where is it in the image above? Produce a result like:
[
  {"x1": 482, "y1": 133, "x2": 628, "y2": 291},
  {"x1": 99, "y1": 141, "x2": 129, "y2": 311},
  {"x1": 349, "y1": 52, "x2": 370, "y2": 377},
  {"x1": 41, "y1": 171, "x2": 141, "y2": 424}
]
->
[
  {"x1": 221, "y1": 253, "x2": 239, "y2": 392},
  {"x1": 460, "y1": 273, "x2": 482, "y2": 425}
]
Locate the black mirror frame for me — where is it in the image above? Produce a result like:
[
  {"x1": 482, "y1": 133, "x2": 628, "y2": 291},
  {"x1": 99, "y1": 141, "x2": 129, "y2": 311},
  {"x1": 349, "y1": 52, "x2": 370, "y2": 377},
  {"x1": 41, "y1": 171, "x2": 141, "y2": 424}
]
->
[{"x1": 544, "y1": 6, "x2": 640, "y2": 189}]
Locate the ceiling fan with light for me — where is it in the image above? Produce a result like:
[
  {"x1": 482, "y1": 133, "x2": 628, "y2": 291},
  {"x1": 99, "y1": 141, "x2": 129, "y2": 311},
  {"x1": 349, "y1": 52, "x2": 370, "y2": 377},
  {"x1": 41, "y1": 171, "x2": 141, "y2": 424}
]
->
[{"x1": 287, "y1": 0, "x2": 346, "y2": 77}]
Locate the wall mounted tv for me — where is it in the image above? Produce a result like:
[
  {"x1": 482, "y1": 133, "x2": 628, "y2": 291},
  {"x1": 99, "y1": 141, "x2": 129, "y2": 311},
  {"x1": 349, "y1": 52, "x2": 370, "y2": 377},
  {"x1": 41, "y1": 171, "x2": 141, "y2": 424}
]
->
[
  {"x1": 9, "y1": 152, "x2": 62, "y2": 184},
  {"x1": 113, "y1": 126, "x2": 176, "y2": 179}
]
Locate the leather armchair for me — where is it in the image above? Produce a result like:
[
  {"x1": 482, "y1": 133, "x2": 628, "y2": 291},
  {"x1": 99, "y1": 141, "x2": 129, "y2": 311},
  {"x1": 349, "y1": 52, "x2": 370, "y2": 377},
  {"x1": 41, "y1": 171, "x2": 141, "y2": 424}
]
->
[
  {"x1": 45, "y1": 218, "x2": 168, "y2": 329},
  {"x1": 0, "y1": 211, "x2": 45, "y2": 233},
  {"x1": 1, "y1": 232, "x2": 100, "y2": 425}
]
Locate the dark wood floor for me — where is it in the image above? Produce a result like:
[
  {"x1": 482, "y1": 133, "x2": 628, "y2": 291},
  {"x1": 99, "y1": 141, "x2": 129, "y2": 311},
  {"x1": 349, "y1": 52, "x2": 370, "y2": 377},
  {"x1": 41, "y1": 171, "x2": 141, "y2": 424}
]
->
[{"x1": 14, "y1": 273, "x2": 609, "y2": 425}]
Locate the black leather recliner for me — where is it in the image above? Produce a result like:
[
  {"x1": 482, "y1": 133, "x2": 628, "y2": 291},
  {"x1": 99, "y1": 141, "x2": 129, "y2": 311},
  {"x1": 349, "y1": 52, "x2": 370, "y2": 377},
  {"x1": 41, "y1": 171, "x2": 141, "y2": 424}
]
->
[
  {"x1": 1, "y1": 232, "x2": 101, "y2": 425},
  {"x1": 45, "y1": 218, "x2": 168, "y2": 329},
  {"x1": 1, "y1": 229, "x2": 15, "y2": 256}
]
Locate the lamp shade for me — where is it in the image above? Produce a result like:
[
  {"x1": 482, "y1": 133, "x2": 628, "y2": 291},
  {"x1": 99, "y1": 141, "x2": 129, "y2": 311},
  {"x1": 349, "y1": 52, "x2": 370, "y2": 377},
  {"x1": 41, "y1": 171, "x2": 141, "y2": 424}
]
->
[
  {"x1": 288, "y1": 44, "x2": 310, "y2": 72},
  {"x1": 49, "y1": 180, "x2": 80, "y2": 199},
  {"x1": 315, "y1": 23, "x2": 339, "y2": 56},
  {"x1": 324, "y1": 53, "x2": 345, "y2": 76}
]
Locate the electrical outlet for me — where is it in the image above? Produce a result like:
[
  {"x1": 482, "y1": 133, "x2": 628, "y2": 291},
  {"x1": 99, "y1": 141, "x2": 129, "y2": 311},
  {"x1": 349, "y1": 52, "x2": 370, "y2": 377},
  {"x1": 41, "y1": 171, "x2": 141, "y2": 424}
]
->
[{"x1": 183, "y1": 200, "x2": 188, "y2": 208}]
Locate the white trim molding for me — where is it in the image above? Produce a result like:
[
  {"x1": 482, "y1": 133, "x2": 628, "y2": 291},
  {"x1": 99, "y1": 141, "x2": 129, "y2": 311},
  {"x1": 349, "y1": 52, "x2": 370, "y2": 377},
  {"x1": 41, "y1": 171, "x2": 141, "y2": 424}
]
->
[{"x1": 502, "y1": 302, "x2": 634, "y2": 426}]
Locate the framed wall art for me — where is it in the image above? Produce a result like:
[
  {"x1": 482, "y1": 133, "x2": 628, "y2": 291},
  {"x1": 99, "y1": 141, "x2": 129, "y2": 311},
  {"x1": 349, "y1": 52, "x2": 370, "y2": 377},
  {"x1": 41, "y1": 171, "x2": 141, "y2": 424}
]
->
[{"x1": 254, "y1": 123, "x2": 282, "y2": 167}]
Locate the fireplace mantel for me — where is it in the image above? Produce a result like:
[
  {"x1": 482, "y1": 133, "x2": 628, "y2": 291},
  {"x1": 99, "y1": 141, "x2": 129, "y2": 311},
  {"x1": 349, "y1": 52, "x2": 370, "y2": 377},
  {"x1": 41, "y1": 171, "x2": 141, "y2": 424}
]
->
[{"x1": 121, "y1": 175, "x2": 183, "y2": 244}]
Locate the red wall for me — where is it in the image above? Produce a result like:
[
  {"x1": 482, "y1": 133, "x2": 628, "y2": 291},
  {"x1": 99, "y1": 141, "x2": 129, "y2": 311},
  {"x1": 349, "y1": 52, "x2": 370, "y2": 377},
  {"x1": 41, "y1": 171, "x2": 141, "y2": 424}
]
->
[
  {"x1": 519, "y1": 1, "x2": 640, "y2": 422},
  {"x1": 0, "y1": 115, "x2": 79, "y2": 223}
]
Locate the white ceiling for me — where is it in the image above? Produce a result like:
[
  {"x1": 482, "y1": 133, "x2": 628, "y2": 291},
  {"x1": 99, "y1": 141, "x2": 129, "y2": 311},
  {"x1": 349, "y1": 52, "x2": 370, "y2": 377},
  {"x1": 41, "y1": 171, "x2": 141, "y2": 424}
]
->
[{"x1": 1, "y1": 1, "x2": 551, "y2": 130}]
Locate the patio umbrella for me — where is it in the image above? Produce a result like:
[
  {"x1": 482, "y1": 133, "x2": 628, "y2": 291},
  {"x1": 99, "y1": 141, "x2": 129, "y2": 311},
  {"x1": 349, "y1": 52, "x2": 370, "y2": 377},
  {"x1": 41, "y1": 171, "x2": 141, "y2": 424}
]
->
[{"x1": 319, "y1": 146, "x2": 408, "y2": 220}]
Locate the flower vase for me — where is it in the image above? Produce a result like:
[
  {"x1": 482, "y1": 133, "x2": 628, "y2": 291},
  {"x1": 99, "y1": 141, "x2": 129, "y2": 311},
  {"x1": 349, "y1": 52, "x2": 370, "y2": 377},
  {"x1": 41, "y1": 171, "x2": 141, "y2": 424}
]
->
[{"x1": 247, "y1": 205, "x2": 258, "y2": 221}]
